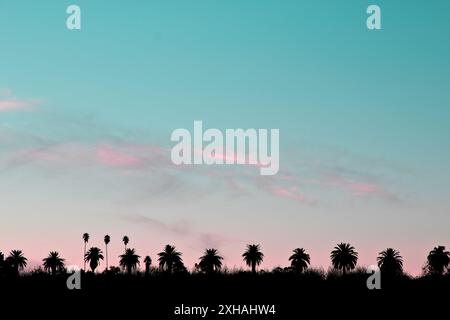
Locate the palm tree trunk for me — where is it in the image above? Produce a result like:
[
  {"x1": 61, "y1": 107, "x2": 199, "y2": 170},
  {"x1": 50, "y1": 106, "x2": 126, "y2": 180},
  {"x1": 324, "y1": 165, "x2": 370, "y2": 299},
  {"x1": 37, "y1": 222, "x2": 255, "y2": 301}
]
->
[
  {"x1": 105, "y1": 245, "x2": 109, "y2": 271},
  {"x1": 83, "y1": 243, "x2": 87, "y2": 271},
  {"x1": 252, "y1": 262, "x2": 256, "y2": 274}
]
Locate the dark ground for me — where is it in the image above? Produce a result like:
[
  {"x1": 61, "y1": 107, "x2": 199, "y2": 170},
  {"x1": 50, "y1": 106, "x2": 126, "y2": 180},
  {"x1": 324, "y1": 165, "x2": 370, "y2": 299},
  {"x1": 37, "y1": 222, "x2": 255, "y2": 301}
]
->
[{"x1": 1, "y1": 272, "x2": 449, "y2": 319}]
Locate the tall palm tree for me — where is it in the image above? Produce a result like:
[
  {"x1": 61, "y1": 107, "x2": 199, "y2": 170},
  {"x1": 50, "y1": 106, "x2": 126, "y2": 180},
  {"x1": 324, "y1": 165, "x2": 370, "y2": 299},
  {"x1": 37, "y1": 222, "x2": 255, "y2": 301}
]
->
[
  {"x1": 82, "y1": 233, "x2": 90, "y2": 271},
  {"x1": 426, "y1": 246, "x2": 450, "y2": 275},
  {"x1": 198, "y1": 248, "x2": 223, "y2": 274},
  {"x1": 289, "y1": 248, "x2": 311, "y2": 273},
  {"x1": 377, "y1": 248, "x2": 403, "y2": 276},
  {"x1": 7, "y1": 250, "x2": 28, "y2": 276},
  {"x1": 119, "y1": 248, "x2": 140, "y2": 275},
  {"x1": 104, "y1": 235, "x2": 111, "y2": 271},
  {"x1": 122, "y1": 236, "x2": 129, "y2": 250},
  {"x1": 158, "y1": 245, "x2": 183, "y2": 273},
  {"x1": 144, "y1": 256, "x2": 152, "y2": 276},
  {"x1": 84, "y1": 247, "x2": 104, "y2": 273},
  {"x1": 330, "y1": 243, "x2": 358, "y2": 275},
  {"x1": 242, "y1": 244, "x2": 264, "y2": 274},
  {"x1": 43, "y1": 251, "x2": 65, "y2": 275}
]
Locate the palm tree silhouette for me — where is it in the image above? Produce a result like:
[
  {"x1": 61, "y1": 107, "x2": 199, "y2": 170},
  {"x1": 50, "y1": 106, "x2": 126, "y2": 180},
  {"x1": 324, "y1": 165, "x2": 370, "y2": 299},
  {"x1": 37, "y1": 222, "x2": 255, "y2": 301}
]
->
[
  {"x1": 104, "y1": 235, "x2": 111, "y2": 271},
  {"x1": 198, "y1": 248, "x2": 223, "y2": 274},
  {"x1": 122, "y1": 236, "x2": 129, "y2": 250},
  {"x1": 82, "y1": 233, "x2": 90, "y2": 271},
  {"x1": 84, "y1": 247, "x2": 104, "y2": 273},
  {"x1": 43, "y1": 251, "x2": 65, "y2": 275},
  {"x1": 7, "y1": 250, "x2": 28, "y2": 276},
  {"x1": 377, "y1": 248, "x2": 403, "y2": 276},
  {"x1": 289, "y1": 248, "x2": 311, "y2": 273},
  {"x1": 144, "y1": 256, "x2": 152, "y2": 276},
  {"x1": 242, "y1": 244, "x2": 264, "y2": 274},
  {"x1": 158, "y1": 245, "x2": 183, "y2": 273},
  {"x1": 119, "y1": 248, "x2": 141, "y2": 275},
  {"x1": 426, "y1": 246, "x2": 450, "y2": 275},
  {"x1": 330, "y1": 243, "x2": 358, "y2": 275}
]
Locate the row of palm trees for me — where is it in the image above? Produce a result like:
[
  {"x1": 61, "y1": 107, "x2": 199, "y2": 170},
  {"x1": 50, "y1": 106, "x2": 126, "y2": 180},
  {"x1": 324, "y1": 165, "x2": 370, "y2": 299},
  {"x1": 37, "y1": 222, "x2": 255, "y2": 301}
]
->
[{"x1": 1, "y1": 236, "x2": 449, "y2": 277}]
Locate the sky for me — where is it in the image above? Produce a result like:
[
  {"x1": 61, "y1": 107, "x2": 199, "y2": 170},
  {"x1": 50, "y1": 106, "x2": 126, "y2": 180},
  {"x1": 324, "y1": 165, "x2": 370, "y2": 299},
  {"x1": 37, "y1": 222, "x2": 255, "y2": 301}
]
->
[{"x1": 1, "y1": 0, "x2": 450, "y2": 275}]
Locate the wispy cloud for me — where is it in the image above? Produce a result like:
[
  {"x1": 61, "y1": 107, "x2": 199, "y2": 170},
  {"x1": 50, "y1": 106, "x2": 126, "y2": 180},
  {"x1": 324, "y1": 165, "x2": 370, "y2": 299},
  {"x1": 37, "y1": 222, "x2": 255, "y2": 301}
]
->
[
  {"x1": 120, "y1": 213, "x2": 237, "y2": 249},
  {"x1": 0, "y1": 88, "x2": 41, "y2": 112}
]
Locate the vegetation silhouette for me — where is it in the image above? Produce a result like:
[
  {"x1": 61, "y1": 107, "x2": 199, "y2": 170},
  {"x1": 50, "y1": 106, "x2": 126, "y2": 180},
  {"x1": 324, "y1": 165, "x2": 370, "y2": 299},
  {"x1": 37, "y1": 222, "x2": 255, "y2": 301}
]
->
[
  {"x1": 426, "y1": 246, "x2": 450, "y2": 275},
  {"x1": 289, "y1": 248, "x2": 310, "y2": 273},
  {"x1": 84, "y1": 247, "x2": 104, "y2": 272},
  {"x1": 43, "y1": 251, "x2": 65, "y2": 275},
  {"x1": 242, "y1": 244, "x2": 264, "y2": 274},
  {"x1": 144, "y1": 256, "x2": 152, "y2": 277},
  {"x1": 122, "y1": 236, "x2": 129, "y2": 250},
  {"x1": 104, "y1": 235, "x2": 110, "y2": 271},
  {"x1": 1, "y1": 237, "x2": 449, "y2": 302},
  {"x1": 197, "y1": 248, "x2": 223, "y2": 274},
  {"x1": 82, "y1": 233, "x2": 89, "y2": 271},
  {"x1": 330, "y1": 243, "x2": 358, "y2": 275},
  {"x1": 377, "y1": 248, "x2": 403, "y2": 277},
  {"x1": 119, "y1": 248, "x2": 141, "y2": 275},
  {"x1": 6, "y1": 250, "x2": 28, "y2": 276},
  {"x1": 158, "y1": 245, "x2": 183, "y2": 273}
]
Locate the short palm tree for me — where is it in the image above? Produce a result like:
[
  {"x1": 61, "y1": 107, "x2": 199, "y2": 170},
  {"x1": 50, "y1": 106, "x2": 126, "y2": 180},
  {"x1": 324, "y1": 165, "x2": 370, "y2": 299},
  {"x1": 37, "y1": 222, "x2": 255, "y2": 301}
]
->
[
  {"x1": 198, "y1": 248, "x2": 224, "y2": 274},
  {"x1": 7, "y1": 250, "x2": 28, "y2": 275},
  {"x1": 426, "y1": 246, "x2": 450, "y2": 275},
  {"x1": 158, "y1": 245, "x2": 183, "y2": 273},
  {"x1": 119, "y1": 248, "x2": 141, "y2": 275},
  {"x1": 330, "y1": 243, "x2": 358, "y2": 275},
  {"x1": 104, "y1": 235, "x2": 111, "y2": 270},
  {"x1": 289, "y1": 248, "x2": 311, "y2": 273},
  {"x1": 144, "y1": 256, "x2": 152, "y2": 276},
  {"x1": 43, "y1": 251, "x2": 65, "y2": 275},
  {"x1": 82, "y1": 233, "x2": 90, "y2": 271},
  {"x1": 242, "y1": 244, "x2": 264, "y2": 274},
  {"x1": 122, "y1": 236, "x2": 129, "y2": 250},
  {"x1": 84, "y1": 247, "x2": 104, "y2": 272},
  {"x1": 377, "y1": 248, "x2": 403, "y2": 276}
]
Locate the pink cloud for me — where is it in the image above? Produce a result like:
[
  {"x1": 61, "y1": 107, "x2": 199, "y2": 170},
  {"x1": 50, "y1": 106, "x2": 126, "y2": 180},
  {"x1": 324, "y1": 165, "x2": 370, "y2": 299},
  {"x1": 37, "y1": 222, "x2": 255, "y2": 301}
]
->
[
  {"x1": 325, "y1": 174, "x2": 381, "y2": 197},
  {"x1": 96, "y1": 146, "x2": 143, "y2": 167},
  {"x1": 0, "y1": 100, "x2": 34, "y2": 111},
  {"x1": 270, "y1": 186, "x2": 315, "y2": 204}
]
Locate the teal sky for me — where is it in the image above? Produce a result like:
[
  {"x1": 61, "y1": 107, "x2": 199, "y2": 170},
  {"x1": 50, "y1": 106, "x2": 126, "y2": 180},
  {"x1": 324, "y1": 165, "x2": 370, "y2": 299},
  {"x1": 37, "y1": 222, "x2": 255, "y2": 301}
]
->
[{"x1": 1, "y1": 0, "x2": 450, "y2": 274}]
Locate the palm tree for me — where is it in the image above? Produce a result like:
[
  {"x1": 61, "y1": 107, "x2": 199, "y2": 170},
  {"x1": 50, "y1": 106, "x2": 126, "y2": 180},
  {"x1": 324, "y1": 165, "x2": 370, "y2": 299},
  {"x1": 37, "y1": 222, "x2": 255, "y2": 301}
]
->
[
  {"x1": 198, "y1": 248, "x2": 223, "y2": 274},
  {"x1": 426, "y1": 246, "x2": 450, "y2": 275},
  {"x1": 7, "y1": 250, "x2": 28, "y2": 275},
  {"x1": 122, "y1": 236, "x2": 129, "y2": 250},
  {"x1": 82, "y1": 233, "x2": 90, "y2": 271},
  {"x1": 144, "y1": 256, "x2": 152, "y2": 276},
  {"x1": 119, "y1": 248, "x2": 141, "y2": 275},
  {"x1": 104, "y1": 235, "x2": 111, "y2": 271},
  {"x1": 242, "y1": 244, "x2": 264, "y2": 274},
  {"x1": 377, "y1": 248, "x2": 403, "y2": 276},
  {"x1": 84, "y1": 247, "x2": 104, "y2": 273},
  {"x1": 43, "y1": 251, "x2": 65, "y2": 275},
  {"x1": 158, "y1": 245, "x2": 183, "y2": 273},
  {"x1": 330, "y1": 243, "x2": 358, "y2": 275},
  {"x1": 289, "y1": 248, "x2": 311, "y2": 273}
]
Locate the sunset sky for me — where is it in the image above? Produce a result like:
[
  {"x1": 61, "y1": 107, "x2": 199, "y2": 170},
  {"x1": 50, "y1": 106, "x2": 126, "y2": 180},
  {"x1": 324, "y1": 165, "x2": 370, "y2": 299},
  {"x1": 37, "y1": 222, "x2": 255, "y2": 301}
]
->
[{"x1": 1, "y1": 0, "x2": 450, "y2": 275}]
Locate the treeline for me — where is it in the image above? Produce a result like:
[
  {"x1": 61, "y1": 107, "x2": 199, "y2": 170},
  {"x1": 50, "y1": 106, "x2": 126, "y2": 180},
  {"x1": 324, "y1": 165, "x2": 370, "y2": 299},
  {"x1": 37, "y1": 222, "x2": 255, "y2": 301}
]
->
[{"x1": 0, "y1": 233, "x2": 449, "y2": 278}]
